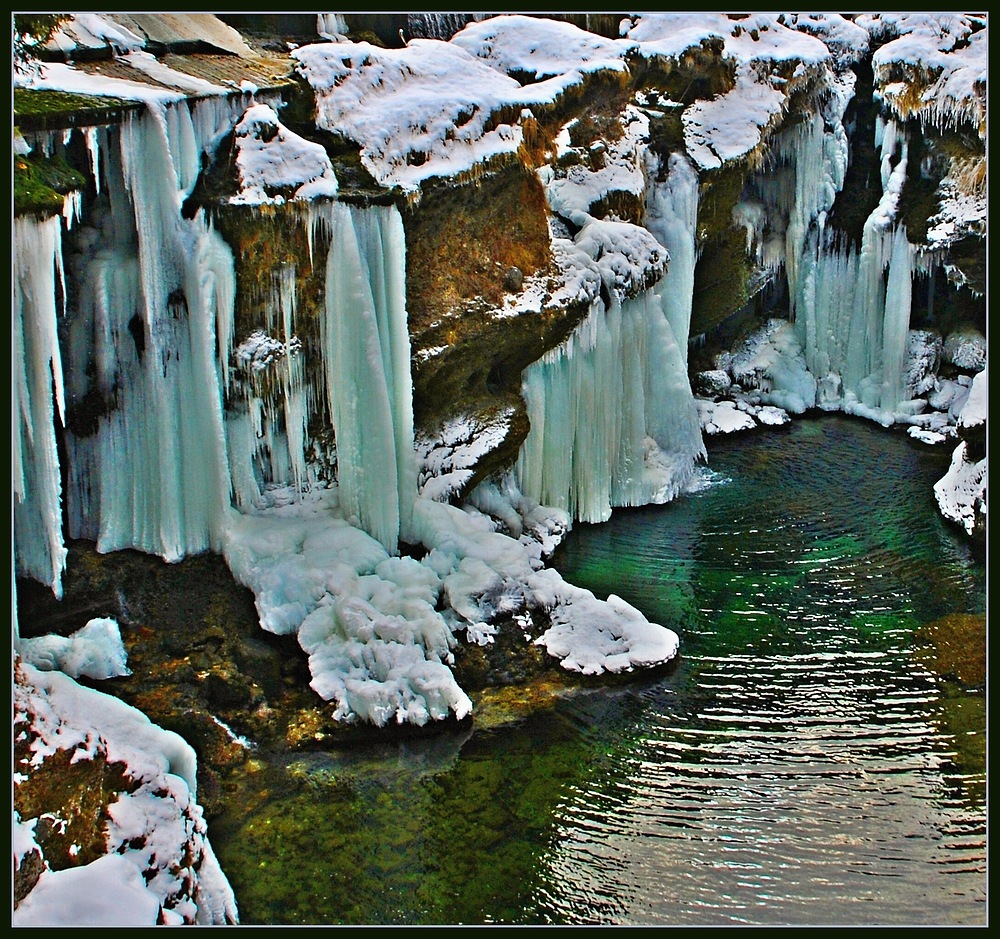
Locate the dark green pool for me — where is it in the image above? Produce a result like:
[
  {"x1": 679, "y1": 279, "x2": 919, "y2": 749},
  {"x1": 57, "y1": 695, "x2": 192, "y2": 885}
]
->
[{"x1": 211, "y1": 416, "x2": 986, "y2": 925}]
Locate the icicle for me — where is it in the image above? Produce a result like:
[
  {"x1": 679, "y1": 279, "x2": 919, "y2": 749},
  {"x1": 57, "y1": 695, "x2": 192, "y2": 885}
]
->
[
  {"x1": 322, "y1": 203, "x2": 416, "y2": 552},
  {"x1": 317, "y1": 13, "x2": 349, "y2": 40},
  {"x1": 879, "y1": 226, "x2": 914, "y2": 412},
  {"x1": 13, "y1": 214, "x2": 69, "y2": 597},
  {"x1": 84, "y1": 126, "x2": 101, "y2": 195},
  {"x1": 516, "y1": 290, "x2": 704, "y2": 524},
  {"x1": 646, "y1": 151, "x2": 699, "y2": 364}
]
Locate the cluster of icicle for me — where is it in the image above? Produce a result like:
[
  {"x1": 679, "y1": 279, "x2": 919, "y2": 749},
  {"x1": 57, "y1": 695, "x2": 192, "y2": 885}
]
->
[{"x1": 14, "y1": 92, "x2": 682, "y2": 728}]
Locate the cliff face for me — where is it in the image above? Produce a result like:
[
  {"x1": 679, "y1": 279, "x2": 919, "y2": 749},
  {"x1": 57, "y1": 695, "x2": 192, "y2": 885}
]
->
[{"x1": 11, "y1": 12, "x2": 987, "y2": 921}]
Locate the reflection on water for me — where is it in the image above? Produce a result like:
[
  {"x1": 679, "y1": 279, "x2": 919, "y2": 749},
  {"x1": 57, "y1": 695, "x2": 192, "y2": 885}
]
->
[{"x1": 212, "y1": 417, "x2": 986, "y2": 925}]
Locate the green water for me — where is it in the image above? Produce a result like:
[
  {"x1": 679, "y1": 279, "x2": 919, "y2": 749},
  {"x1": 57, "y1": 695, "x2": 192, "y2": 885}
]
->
[{"x1": 211, "y1": 416, "x2": 986, "y2": 925}]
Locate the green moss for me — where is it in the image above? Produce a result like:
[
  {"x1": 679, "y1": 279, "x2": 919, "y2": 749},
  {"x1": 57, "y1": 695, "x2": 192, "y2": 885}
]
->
[
  {"x1": 691, "y1": 224, "x2": 754, "y2": 336},
  {"x1": 14, "y1": 88, "x2": 136, "y2": 131},
  {"x1": 13, "y1": 150, "x2": 86, "y2": 217}
]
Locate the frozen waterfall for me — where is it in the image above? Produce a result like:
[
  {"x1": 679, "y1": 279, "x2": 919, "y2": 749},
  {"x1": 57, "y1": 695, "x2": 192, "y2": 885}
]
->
[
  {"x1": 321, "y1": 202, "x2": 417, "y2": 554},
  {"x1": 646, "y1": 151, "x2": 700, "y2": 365},
  {"x1": 791, "y1": 121, "x2": 915, "y2": 422},
  {"x1": 14, "y1": 214, "x2": 69, "y2": 598},
  {"x1": 62, "y1": 103, "x2": 237, "y2": 560},
  {"x1": 516, "y1": 290, "x2": 705, "y2": 524}
]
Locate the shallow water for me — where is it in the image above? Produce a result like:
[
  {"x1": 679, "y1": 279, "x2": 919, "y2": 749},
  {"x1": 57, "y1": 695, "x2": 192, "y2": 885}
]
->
[{"x1": 211, "y1": 416, "x2": 986, "y2": 925}]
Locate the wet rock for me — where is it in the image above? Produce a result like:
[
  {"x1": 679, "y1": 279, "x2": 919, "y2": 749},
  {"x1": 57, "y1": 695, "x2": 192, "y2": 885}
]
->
[
  {"x1": 503, "y1": 265, "x2": 524, "y2": 292},
  {"x1": 13, "y1": 846, "x2": 44, "y2": 907}
]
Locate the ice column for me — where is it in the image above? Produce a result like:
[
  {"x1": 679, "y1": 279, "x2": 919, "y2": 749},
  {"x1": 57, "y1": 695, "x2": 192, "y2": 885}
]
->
[
  {"x1": 516, "y1": 290, "x2": 704, "y2": 524},
  {"x1": 13, "y1": 214, "x2": 69, "y2": 597},
  {"x1": 224, "y1": 260, "x2": 314, "y2": 509},
  {"x1": 789, "y1": 114, "x2": 914, "y2": 422},
  {"x1": 878, "y1": 225, "x2": 914, "y2": 413},
  {"x1": 322, "y1": 202, "x2": 417, "y2": 553},
  {"x1": 64, "y1": 104, "x2": 234, "y2": 560},
  {"x1": 646, "y1": 151, "x2": 699, "y2": 363}
]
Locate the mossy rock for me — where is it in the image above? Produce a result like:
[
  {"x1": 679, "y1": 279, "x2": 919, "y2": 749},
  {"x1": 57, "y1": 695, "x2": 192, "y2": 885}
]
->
[
  {"x1": 14, "y1": 88, "x2": 138, "y2": 132},
  {"x1": 15, "y1": 542, "x2": 323, "y2": 817},
  {"x1": 629, "y1": 35, "x2": 734, "y2": 107},
  {"x1": 402, "y1": 162, "x2": 551, "y2": 333},
  {"x1": 13, "y1": 150, "x2": 87, "y2": 217},
  {"x1": 691, "y1": 224, "x2": 754, "y2": 337},
  {"x1": 14, "y1": 721, "x2": 137, "y2": 871}
]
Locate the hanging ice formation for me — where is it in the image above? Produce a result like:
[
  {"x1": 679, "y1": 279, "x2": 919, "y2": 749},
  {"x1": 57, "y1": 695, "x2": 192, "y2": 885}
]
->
[
  {"x1": 222, "y1": 201, "x2": 416, "y2": 555},
  {"x1": 793, "y1": 118, "x2": 916, "y2": 423},
  {"x1": 14, "y1": 214, "x2": 69, "y2": 598},
  {"x1": 646, "y1": 151, "x2": 700, "y2": 367},
  {"x1": 516, "y1": 151, "x2": 706, "y2": 525},
  {"x1": 61, "y1": 100, "x2": 244, "y2": 562},
  {"x1": 516, "y1": 291, "x2": 705, "y2": 524},
  {"x1": 733, "y1": 76, "x2": 919, "y2": 427},
  {"x1": 25, "y1": 94, "x2": 417, "y2": 586},
  {"x1": 320, "y1": 202, "x2": 417, "y2": 553}
]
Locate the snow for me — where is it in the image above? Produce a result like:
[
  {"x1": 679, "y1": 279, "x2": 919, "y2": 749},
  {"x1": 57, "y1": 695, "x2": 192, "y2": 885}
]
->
[
  {"x1": 934, "y1": 440, "x2": 987, "y2": 536},
  {"x1": 530, "y1": 571, "x2": 678, "y2": 675},
  {"x1": 959, "y1": 367, "x2": 988, "y2": 431},
  {"x1": 230, "y1": 103, "x2": 338, "y2": 205},
  {"x1": 698, "y1": 398, "x2": 758, "y2": 435},
  {"x1": 779, "y1": 13, "x2": 870, "y2": 67},
  {"x1": 908, "y1": 427, "x2": 948, "y2": 446},
  {"x1": 943, "y1": 327, "x2": 987, "y2": 372},
  {"x1": 863, "y1": 14, "x2": 987, "y2": 134},
  {"x1": 926, "y1": 174, "x2": 987, "y2": 249},
  {"x1": 10, "y1": 11, "x2": 989, "y2": 927},
  {"x1": 450, "y1": 14, "x2": 632, "y2": 81},
  {"x1": 16, "y1": 60, "x2": 188, "y2": 106},
  {"x1": 224, "y1": 476, "x2": 680, "y2": 724},
  {"x1": 14, "y1": 662, "x2": 237, "y2": 924},
  {"x1": 118, "y1": 50, "x2": 230, "y2": 96},
  {"x1": 14, "y1": 854, "x2": 163, "y2": 926},
  {"x1": 17, "y1": 617, "x2": 131, "y2": 681},
  {"x1": 12, "y1": 6, "x2": 986, "y2": 716},
  {"x1": 682, "y1": 69, "x2": 787, "y2": 170},
  {"x1": 544, "y1": 106, "x2": 650, "y2": 225},
  {"x1": 574, "y1": 218, "x2": 667, "y2": 302},
  {"x1": 45, "y1": 13, "x2": 146, "y2": 56},
  {"x1": 628, "y1": 14, "x2": 833, "y2": 170},
  {"x1": 293, "y1": 38, "x2": 528, "y2": 193},
  {"x1": 293, "y1": 12, "x2": 846, "y2": 191},
  {"x1": 416, "y1": 409, "x2": 518, "y2": 502}
]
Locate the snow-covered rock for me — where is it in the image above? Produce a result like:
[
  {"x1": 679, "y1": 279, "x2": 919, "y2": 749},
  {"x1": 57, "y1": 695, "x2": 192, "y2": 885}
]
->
[
  {"x1": 943, "y1": 327, "x2": 987, "y2": 372},
  {"x1": 17, "y1": 618, "x2": 130, "y2": 681},
  {"x1": 934, "y1": 440, "x2": 986, "y2": 538},
  {"x1": 231, "y1": 104, "x2": 338, "y2": 205},
  {"x1": 13, "y1": 661, "x2": 238, "y2": 925}
]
